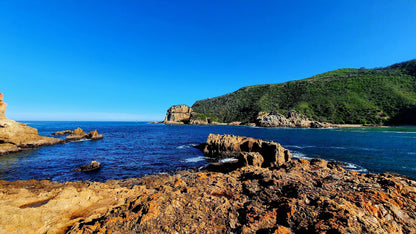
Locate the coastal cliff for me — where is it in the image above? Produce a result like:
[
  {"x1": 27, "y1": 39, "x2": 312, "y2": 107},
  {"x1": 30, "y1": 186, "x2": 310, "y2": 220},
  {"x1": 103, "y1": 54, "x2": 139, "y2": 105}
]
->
[{"x1": 1, "y1": 134, "x2": 415, "y2": 233}]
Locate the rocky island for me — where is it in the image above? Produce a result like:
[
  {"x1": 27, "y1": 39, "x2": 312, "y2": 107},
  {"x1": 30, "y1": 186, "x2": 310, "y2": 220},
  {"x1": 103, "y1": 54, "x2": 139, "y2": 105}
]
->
[{"x1": 1, "y1": 133, "x2": 415, "y2": 233}]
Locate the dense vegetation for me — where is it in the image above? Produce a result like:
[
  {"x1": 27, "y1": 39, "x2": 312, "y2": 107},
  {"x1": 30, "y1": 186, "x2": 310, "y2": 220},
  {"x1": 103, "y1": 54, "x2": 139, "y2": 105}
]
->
[{"x1": 192, "y1": 60, "x2": 416, "y2": 125}]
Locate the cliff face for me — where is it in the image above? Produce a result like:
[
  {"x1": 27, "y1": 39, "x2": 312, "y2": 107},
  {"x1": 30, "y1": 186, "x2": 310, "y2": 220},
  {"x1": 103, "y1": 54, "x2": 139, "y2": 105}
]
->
[
  {"x1": 162, "y1": 105, "x2": 193, "y2": 124},
  {"x1": 0, "y1": 93, "x2": 7, "y2": 120},
  {"x1": 256, "y1": 110, "x2": 333, "y2": 128}
]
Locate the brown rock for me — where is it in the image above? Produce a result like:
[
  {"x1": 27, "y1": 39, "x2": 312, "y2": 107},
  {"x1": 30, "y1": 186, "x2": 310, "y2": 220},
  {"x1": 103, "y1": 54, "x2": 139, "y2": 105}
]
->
[
  {"x1": 203, "y1": 134, "x2": 292, "y2": 168},
  {"x1": 51, "y1": 129, "x2": 73, "y2": 135},
  {"x1": 75, "y1": 160, "x2": 101, "y2": 172},
  {"x1": 0, "y1": 93, "x2": 7, "y2": 120},
  {"x1": 87, "y1": 130, "x2": 103, "y2": 140},
  {"x1": 163, "y1": 105, "x2": 193, "y2": 124},
  {"x1": 238, "y1": 152, "x2": 264, "y2": 167},
  {"x1": 1, "y1": 156, "x2": 416, "y2": 233},
  {"x1": 66, "y1": 127, "x2": 87, "y2": 141},
  {"x1": 0, "y1": 119, "x2": 63, "y2": 155},
  {"x1": 256, "y1": 110, "x2": 333, "y2": 128}
]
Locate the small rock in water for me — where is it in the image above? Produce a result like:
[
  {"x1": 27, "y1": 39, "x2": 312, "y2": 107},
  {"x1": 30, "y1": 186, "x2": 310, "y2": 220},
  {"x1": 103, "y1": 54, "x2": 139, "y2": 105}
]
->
[{"x1": 75, "y1": 160, "x2": 101, "y2": 172}]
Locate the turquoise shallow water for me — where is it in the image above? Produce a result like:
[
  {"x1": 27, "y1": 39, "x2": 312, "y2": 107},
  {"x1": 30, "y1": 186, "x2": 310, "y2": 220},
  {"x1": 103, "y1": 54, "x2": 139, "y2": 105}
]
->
[{"x1": 0, "y1": 121, "x2": 415, "y2": 182}]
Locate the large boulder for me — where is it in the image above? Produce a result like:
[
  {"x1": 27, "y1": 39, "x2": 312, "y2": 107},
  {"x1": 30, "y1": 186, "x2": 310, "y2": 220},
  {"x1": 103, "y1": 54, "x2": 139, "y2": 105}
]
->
[
  {"x1": 163, "y1": 105, "x2": 193, "y2": 124},
  {"x1": 203, "y1": 134, "x2": 292, "y2": 168}
]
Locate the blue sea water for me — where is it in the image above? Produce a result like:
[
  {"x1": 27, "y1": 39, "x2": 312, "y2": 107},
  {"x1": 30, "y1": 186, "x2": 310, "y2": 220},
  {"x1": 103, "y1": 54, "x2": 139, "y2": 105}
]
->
[{"x1": 0, "y1": 121, "x2": 415, "y2": 182}]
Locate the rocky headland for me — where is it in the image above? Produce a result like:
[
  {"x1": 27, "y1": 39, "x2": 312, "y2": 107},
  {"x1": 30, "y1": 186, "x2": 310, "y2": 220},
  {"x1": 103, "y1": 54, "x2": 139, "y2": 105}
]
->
[
  {"x1": 158, "y1": 104, "x2": 334, "y2": 128},
  {"x1": 1, "y1": 134, "x2": 415, "y2": 233},
  {"x1": 0, "y1": 93, "x2": 103, "y2": 155}
]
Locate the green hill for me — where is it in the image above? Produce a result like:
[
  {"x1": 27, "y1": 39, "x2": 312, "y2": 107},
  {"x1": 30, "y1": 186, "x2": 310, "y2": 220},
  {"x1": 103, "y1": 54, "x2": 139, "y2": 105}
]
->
[{"x1": 192, "y1": 59, "x2": 416, "y2": 125}]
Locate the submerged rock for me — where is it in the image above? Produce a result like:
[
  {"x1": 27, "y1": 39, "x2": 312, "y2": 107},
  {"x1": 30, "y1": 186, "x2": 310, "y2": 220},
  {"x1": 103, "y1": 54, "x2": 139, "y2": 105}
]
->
[
  {"x1": 51, "y1": 130, "x2": 73, "y2": 135},
  {"x1": 75, "y1": 160, "x2": 101, "y2": 172}
]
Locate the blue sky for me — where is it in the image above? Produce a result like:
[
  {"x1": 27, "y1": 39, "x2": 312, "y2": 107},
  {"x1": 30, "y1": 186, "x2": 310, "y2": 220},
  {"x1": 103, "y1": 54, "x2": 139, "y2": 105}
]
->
[{"x1": 0, "y1": 1, "x2": 415, "y2": 121}]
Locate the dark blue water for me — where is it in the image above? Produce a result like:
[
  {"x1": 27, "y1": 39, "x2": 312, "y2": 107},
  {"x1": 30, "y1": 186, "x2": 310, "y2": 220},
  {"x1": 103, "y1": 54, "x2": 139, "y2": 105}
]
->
[{"x1": 0, "y1": 121, "x2": 415, "y2": 182}]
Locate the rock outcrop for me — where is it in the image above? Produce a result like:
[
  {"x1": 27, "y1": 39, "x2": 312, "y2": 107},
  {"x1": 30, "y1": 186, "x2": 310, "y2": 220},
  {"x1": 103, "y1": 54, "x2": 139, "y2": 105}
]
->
[
  {"x1": 52, "y1": 130, "x2": 73, "y2": 135},
  {"x1": 256, "y1": 110, "x2": 333, "y2": 128},
  {"x1": 204, "y1": 134, "x2": 292, "y2": 168},
  {"x1": 2, "y1": 155, "x2": 415, "y2": 233},
  {"x1": 65, "y1": 128, "x2": 103, "y2": 141},
  {"x1": 75, "y1": 160, "x2": 101, "y2": 172},
  {"x1": 162, "y1": 105, "x2": 193, "y2": 124},
  {"x1": 0, "y1": 95, "x2": 64, "y2": 155},
  {"x1": 0, "y1": 93, "x2": 104, "y2": 155},
  {"x1": 0, "y1": 93, "x2": 7, "y2": 120}
]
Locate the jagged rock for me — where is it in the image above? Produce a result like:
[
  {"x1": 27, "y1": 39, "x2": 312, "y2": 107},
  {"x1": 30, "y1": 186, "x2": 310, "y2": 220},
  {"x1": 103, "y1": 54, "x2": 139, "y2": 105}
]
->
[
  {"x1": 51, "y1": 130, "x2": 73, "y2": 135},
  {"x1": 1, "y1": 154, "x2": 416, "y2": 233},
  {"x1": 0, "y1": 118, "x2": 64, "y2": 155},
  {"x1": 163, "y1": 105, "x2": 193, "y2": 124},
  {"x1": 75, "y1": 160, "x2": 101, "y2": 172},
  {"x1": 238, "y1": 152, "x2": 264, "y2": 167},
  {"x1": 87, "y1": 130, "x2": 103, "y2": 140},
  {"x1": 256, "y1": 110, "x2": 333, "y2": 128},
  {"x1": 66, "y1": 127, "x2": 87, "y2": 141},
  {"x1": 203, "y1": 134, "x2": 292, "y2": 168},
  {"x1": 0, "y1": 93, "x2": 7, "y2": 120}
]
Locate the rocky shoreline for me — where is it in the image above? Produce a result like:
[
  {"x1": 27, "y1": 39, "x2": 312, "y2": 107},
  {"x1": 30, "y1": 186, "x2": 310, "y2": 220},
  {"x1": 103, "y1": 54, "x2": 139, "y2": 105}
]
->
[
  {"x1": 156, "y1": 104, "x2": 372, "y2": 128},
  {"x1": 0, "y1": 93, "x2": 103, "y2": 155},
  {"x1": 1, "y1": 134, "x2": 416, "y2": 233}
]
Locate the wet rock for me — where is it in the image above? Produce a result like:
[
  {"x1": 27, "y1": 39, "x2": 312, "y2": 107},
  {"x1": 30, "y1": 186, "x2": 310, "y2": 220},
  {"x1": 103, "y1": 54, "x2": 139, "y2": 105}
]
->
[
  {"x1": 87, "y1": 130, "x2": 103, "y2": 140},
  {"x1": 75, "y1": 160, "x2": 101, "y2": 172},
  {"x1": 66, "y1": 127, "x2": 87, "y2": 141},
  {"x1": 51, "y1": 130, "x2": 72, "y2": 135}
]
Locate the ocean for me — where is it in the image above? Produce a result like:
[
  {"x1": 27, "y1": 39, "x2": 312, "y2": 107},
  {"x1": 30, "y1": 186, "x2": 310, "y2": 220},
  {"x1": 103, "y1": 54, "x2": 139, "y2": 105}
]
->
[{"x1": 0, "y1": 121, "x2": 415, "y2": 182}]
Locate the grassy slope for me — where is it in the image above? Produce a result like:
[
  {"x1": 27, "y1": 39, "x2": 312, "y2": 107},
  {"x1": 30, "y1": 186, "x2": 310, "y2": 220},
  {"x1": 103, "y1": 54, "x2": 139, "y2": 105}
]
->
[{"x1": 192, "y1": 60, "x2": 416, "y2": 124}]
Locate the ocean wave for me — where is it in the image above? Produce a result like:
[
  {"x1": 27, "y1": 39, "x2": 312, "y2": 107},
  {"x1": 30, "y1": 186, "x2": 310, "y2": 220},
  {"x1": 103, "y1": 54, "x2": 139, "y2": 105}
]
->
[
  {"x1": 408, "y1": 152, "x2": 416, "y2": 155},
  {"x1": 184, "y1": 156, "x2": 206, "y2": 163},
  {"x1": 219, "y1": 158, "x2": 238, "y2": 163},
  {"x1": 176, "y1": 144, "x2": 197, "y2": 149},
  {"x1": 291, "y1": 151, "x2": 312, "y2": 160},
  {"x1": 334, "y1": 161, "x2": 368, "y2": 173}
]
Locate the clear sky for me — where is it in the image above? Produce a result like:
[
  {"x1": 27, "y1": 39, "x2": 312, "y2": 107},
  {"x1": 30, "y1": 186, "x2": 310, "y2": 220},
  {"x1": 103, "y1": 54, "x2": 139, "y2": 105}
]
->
[{"x1": 0, "y1": 1, "x2": 415, "y2": 121}]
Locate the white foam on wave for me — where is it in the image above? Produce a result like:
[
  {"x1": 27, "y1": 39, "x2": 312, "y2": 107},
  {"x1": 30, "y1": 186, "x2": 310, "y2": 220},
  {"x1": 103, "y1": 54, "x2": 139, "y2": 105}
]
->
[
  {"x1": 219, "y1": 158, "x2": 238, "y2": 163},
  {"x1": 291, "y1": 151, "x2": 312, "y2": 160},
  {"x1": 184, "y1": 156, "x2": 206, "y2": 163},
  {"x1": 408, "y1": 152, "x2": 416, "y2": 155},
  {"x1": 340, "y1": 161, "x2": 368, "y2": 173}
]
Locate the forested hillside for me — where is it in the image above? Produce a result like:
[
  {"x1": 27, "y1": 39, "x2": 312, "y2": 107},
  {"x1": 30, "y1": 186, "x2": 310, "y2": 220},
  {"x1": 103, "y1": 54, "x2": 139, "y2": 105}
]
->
[{"x1": 192, "y1": 60, "x2": 416, "y2": 125}]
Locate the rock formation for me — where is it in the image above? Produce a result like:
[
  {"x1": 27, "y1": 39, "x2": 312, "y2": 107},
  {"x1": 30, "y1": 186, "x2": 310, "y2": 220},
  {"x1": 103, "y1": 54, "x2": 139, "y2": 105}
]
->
[
  {"x1": 203, "y1": 134, "x2": 292, "y2": 168},
  {"x1": 256, "y1": 110, "x2": 333, "y2": 128},
  {"x1": 75, "y1": 160, "x2": 101, "y2": 172},
  {"x1": 66, "y1": 128, "x2": 103, "y2": 141},
  {"x1": 2, "y1": 157, "x2": 415, "y2": 233},
  {"x1": 0, "y1": 93, "x2": 64, "y2": 155},
  {"x1": 51, "y1": 130, "x2": 73, "y2": 135},
  {"x1": 0, "y1": 93, "x2": 7, "y2": 120},
  {"x1": 162, "y1": 105, "x2": 193, "y2": 124}
]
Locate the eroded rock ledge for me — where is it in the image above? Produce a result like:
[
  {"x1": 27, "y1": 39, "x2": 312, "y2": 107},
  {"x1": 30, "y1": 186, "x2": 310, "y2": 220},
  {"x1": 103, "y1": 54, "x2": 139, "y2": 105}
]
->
[
  {"x1": 1, "y1": 134, "x2": 415, "y2": 233},
  {"x1": 0, "y1": 93, "x2": 103, "y2": 155}
]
